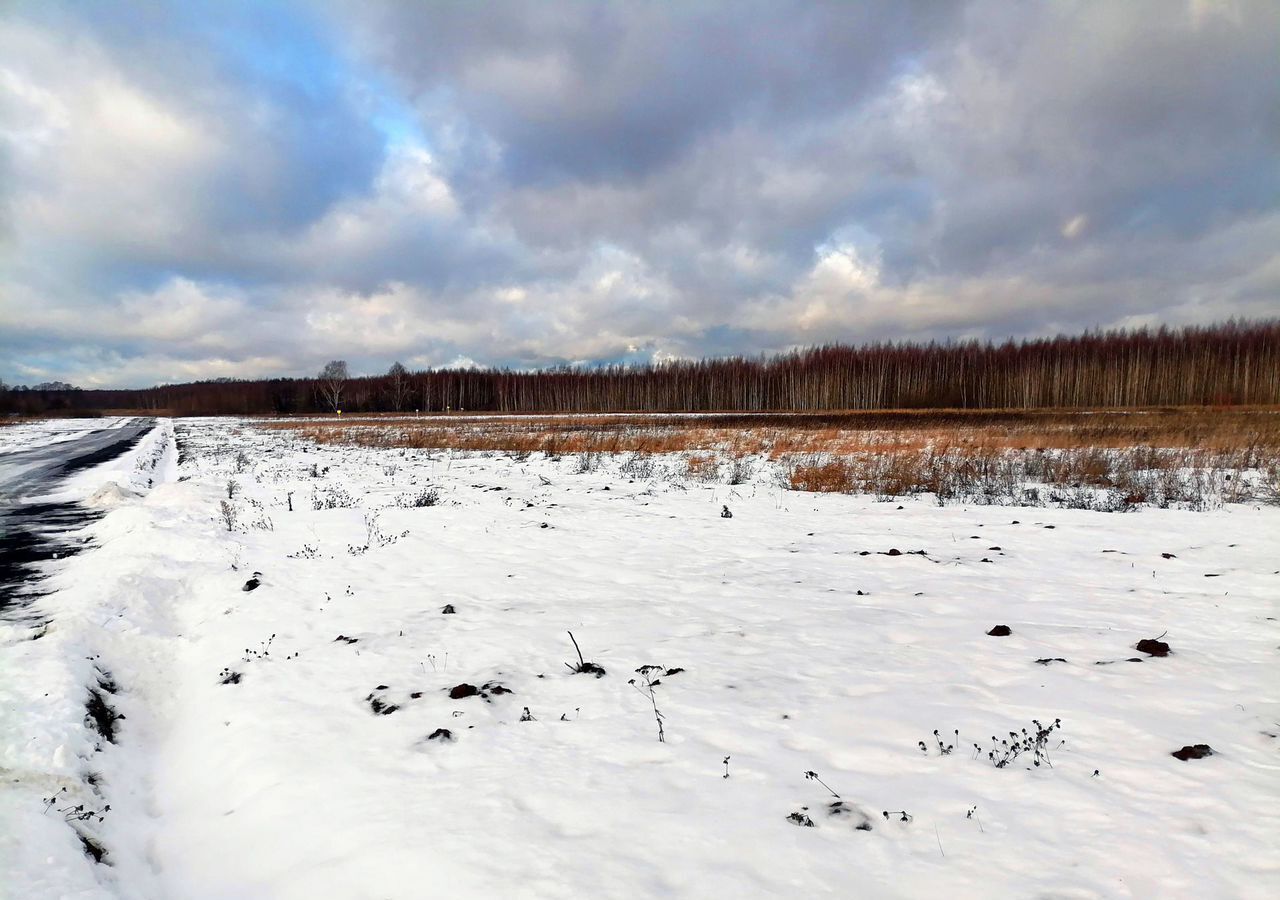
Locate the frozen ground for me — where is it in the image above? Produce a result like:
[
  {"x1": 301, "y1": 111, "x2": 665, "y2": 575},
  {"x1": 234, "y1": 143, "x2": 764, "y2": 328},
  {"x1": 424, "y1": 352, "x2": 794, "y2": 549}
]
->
[{"x1": 2, "y1": 417, "x2": 1278, "y2": 898}]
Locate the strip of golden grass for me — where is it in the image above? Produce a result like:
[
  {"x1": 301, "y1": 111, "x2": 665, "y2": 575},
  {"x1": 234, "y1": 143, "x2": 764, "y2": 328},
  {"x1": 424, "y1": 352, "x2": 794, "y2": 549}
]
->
[
  {"x1": 261, "y1": 407, "x2": 1280, "y2": 457},
  {"x1": 259, "y1": 408, "x2": 1280, "y2": 507}
]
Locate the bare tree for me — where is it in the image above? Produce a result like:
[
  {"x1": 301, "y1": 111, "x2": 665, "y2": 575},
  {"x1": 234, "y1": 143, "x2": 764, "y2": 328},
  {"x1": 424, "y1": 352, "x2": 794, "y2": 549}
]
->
[
  {"x1": 318, "y1": 360, "x2": 349, "y2": 412},
  {"x1": 387, "y1": 361, "x2": 410, "y2": 412}
]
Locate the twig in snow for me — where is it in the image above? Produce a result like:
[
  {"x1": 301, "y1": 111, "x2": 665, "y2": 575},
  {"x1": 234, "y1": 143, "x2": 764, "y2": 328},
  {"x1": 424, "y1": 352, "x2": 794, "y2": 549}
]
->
[
  {"x1": 804, "y1": 770, "x2": 840, "y2": 799},
  {"x1": 565, "y1": 632, "x2": 606, "y2": 676}
]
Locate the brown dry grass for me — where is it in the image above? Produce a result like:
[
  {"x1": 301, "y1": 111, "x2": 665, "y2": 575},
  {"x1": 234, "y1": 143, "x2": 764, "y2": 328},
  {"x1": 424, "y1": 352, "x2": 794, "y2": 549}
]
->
[
  {"x1": 261, "y1": 407, "x2": 1280, "y2": 457},
  {"x1": 259, "y1": 407, "x2": 1280, "y2": 509}
]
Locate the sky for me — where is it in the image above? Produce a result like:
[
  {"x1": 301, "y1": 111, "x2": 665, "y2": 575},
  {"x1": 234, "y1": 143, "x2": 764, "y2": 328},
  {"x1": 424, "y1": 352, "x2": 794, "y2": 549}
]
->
[{"x1": 1, "y1": 0, "x2": 1277, "y2": 389}]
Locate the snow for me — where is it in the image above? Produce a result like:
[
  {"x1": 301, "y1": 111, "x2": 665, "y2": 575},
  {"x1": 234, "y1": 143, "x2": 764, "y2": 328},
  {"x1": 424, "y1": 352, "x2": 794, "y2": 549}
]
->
[
  {"x1": 3, "y1": 416, "x2": 1279, "y2": 898},
  {"x1": 25, "y1": 420, "x2": 175, "y2": 508},
  {"x1": 0, "y1": 417, "x2": 134, "y2": 457}
]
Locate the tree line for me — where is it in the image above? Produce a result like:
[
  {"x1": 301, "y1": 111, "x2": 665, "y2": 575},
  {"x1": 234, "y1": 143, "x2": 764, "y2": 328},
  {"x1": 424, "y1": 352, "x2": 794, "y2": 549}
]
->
[{"x1": 3, "y1": 320, "x2": 1277, "y2": 417}]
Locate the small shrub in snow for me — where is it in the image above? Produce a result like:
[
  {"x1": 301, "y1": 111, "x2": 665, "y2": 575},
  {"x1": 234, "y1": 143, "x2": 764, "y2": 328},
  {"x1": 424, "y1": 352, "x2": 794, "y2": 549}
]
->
[
  {"x1": 685, "y1": 454, "x2": 718, "y2": 482},
  {"x1": 629, "y1": 665, "x2": 666, "y2": 742},
  {"x1": 218, "y1": 500, "x2": 237, "y2": 532},
  {"x1": 986, "y1": 718, "x2": 1062, "y2": 768},
  {"x1": 312, "y1": 485, "x2": 355, "y2": 509},
  {"x1": 244, "y1": 498, "x2": 273, "y2": 531},
  {"x1": 347, "y1": 512, "x2": 407, "y2": 555},
  {"x1": 43, "y1": 789, "x2": 110, "y2": 825},
  {"x1": 245, "y1": 635, "x2": 275, "y2": 660},
  {"x1": 799, "y1": 772, "x2": 874, "y2": 830},
  {"x1": 395, "y1": 486, "x2": 440, "y2": 507},
  {"x1": 787, "y1": 811, "x2": 815, "y2": 827},
  {"x1": 620, "y1": 452, "x2": 656, "y2": 480},
  {"x1": 966, "y1": 806, "x2": 984, "y2": 831},
  {"x1": 219, "y1": 633, "x2": 297, "y2": 684},
  {"x1": 918, "y1": 729, "x2": 959, "y2": 755},
  {"x1": 919, "y1": 719, "x2": 1063, "y2": 769}
]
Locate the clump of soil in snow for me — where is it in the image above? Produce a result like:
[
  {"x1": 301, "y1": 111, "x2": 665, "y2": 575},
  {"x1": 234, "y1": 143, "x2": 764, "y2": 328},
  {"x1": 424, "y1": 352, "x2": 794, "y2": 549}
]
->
[
  {"x1": 448, "y1": 681, "x2": 511, "y2": 700},
  {"x1": 827, "y1": 800, "x2": 874, "y2": 831},
  {"x1": 987, "y1": 625, "x2": 1013, "y2": 636},
  {"x1": 84, "y1": 674, "x2": 123, "y2": 744},
  {"x1": 1171, "y1": 744, "x2": 1213, "y2": 760},
  {"x1": 366, "y1": 686, "x2": 399, "y2": 714},
  {"x1": 368, "y1": 696, "x2": 399, "y2": 715},
  {"x1": 78, "y1": 833, "x2": 108, "y2": 864},
  {"x1": 1136, "y1": 637, "x2": 1171, "y2": 656}
]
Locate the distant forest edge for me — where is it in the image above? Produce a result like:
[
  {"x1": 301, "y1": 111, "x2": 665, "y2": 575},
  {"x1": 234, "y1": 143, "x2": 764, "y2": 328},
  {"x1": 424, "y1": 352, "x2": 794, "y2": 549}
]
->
[{"x1": 5, "y1": 321, "x2": 1278, "y2": 417}]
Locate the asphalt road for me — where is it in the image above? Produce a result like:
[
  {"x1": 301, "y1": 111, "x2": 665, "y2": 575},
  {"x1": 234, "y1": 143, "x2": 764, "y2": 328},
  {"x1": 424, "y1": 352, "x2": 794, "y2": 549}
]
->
[{"x1": 0, "y1": 418, "x2": 155, "y2": 618}]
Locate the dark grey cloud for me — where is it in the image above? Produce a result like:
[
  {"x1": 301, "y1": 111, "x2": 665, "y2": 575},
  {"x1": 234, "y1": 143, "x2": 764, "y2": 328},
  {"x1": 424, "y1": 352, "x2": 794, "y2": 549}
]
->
[
  {"x1": 339, "y1": 1, "x2": 963, "y2": 184},
  {"x1": 1, "y1": 0, "x2": 1276, "y2": 387}
]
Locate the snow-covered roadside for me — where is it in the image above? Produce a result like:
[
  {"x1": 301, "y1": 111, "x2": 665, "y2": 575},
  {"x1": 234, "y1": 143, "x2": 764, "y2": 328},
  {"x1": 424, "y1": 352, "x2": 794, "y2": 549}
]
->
[
  {"x1": 0, "y1": 419, "x2": 176, "y2": 897},
  {"x1": 4, "y1": 417, "x2": 1279, "y2": 898}
]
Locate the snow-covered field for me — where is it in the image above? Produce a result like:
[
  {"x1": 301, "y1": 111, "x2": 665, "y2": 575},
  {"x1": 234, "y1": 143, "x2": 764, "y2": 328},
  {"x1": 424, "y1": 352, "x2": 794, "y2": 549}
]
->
[{"x1": 3, "y1": 417, "x2": 1278, "y2": 898}]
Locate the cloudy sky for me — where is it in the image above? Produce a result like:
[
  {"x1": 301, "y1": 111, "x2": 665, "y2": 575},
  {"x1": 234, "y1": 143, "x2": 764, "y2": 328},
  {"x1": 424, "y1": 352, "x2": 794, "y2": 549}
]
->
[{"x1": 1, "y1": 0, "x2": 1276, "y2": 388}]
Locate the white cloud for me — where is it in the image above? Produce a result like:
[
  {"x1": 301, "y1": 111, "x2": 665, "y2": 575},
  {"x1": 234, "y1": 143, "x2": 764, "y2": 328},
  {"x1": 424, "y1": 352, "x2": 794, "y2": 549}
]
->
[
  {"x1": 1061, "y1": 215, "x2": 1088, "y2": 239},
  {"x1": 0, "y1": 23, "x2": 220, "y2": 254}
]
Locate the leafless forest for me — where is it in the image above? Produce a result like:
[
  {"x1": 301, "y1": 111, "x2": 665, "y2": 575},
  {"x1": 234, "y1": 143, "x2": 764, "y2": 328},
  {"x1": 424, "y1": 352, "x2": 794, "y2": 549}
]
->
[{"x1": 5, "y1": 321, "x2": 1277, "y2": 417}]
